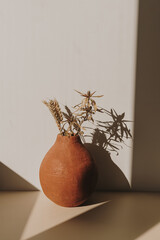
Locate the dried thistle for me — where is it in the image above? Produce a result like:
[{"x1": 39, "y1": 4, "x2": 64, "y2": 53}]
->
[{"x1": 74, "y1": 90, "x2": 103, "y2": 123}]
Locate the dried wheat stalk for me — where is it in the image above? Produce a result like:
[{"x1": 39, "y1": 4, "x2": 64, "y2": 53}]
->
[{"x1": 43, "y1": 99, "x2": 63, "y2": 134}]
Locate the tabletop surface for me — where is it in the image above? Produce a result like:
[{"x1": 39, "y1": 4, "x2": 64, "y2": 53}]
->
[{"x1": 0, "y1": 191, "x2": 160, "y2": 240}]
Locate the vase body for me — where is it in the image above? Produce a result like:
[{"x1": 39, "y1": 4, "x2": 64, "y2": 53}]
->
[{"x1": 39, "y1": 135, "x2": 98, "y2": 207}]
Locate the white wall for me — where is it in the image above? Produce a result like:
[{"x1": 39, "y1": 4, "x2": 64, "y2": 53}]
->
[{"x1": 0, "y1": 0, "x2": 138, "y2": 189}]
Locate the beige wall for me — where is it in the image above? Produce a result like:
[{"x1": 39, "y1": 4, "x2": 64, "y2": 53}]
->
[{"x1": 0, "y1": 0, "x2": 138, "y2": 189}]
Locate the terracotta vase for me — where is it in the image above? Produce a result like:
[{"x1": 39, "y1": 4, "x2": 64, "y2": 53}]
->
[{"x1": 39, "y1": 134, "x2": 98, "y2": 207}]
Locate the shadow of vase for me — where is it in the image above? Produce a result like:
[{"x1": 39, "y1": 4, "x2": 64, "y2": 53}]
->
[{"x1": 84, "y1": 143, "x2": 131, "y2": 191}]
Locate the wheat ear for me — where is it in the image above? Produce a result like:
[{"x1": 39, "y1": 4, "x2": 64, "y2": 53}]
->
[{"x1": 43, "y1": 99, "x2": 63, "y2": 134}]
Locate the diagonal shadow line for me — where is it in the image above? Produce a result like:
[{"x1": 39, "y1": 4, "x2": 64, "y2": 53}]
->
[
  {"x1": 26, "y1": 192, "x2": 160, "y2": 240},
  {"x1": 21, "y1": 192, "x2": 109, "y2": 240},
  {"x1": 0, "y1": 191, "x2": 40, "y2": 240},
  {"x1": 0, "y1": 162, "x2": 39, "y2": 191},
  {"x1": 134, "y1": 222, "x2": 160, "y2": 240},
  {"x1": 25, "y1": 201, "x2": 110, "y2": 240}
]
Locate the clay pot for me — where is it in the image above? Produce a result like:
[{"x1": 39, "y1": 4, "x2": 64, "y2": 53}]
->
[{"x1": 39, "y1": 135, "x2": 98, "y2": 207}]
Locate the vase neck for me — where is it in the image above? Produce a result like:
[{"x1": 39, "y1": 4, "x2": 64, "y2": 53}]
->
[{"x1": 56, "y1": 134, "x2": 81, "y2": 144}]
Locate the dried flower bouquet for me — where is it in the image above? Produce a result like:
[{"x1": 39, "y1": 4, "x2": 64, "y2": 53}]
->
[{"x1": 43, "y1": 90, "x2": 132, "y2": 153}]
